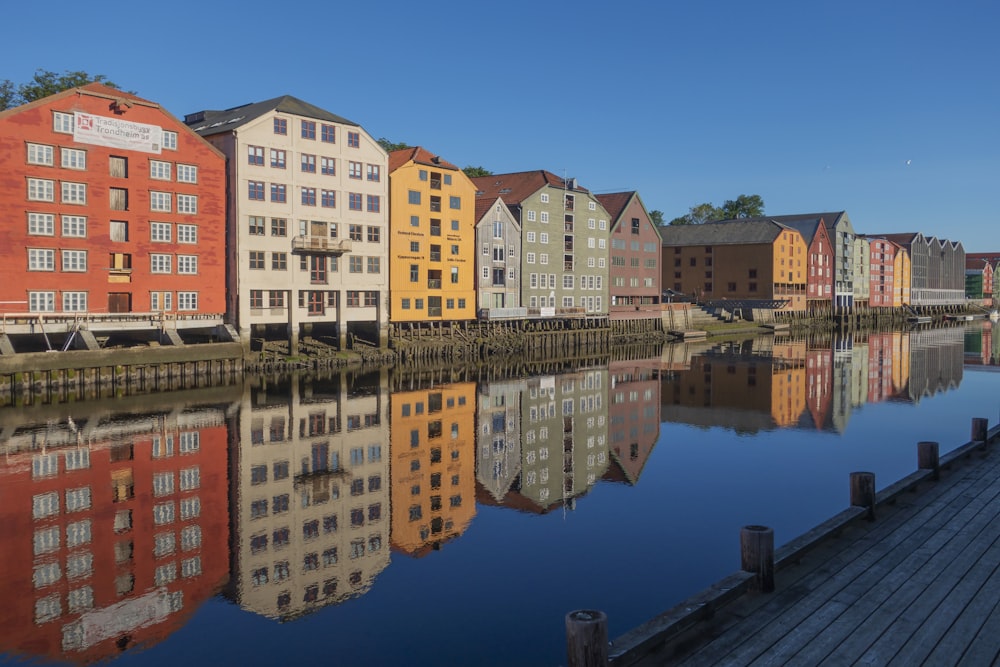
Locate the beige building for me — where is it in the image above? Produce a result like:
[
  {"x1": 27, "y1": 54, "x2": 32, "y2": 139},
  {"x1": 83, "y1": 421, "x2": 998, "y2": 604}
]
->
[
  {"x1": 186, "y1": 96, "x2": 389, "y2": 352},
  {"x1": 227, "y1": 372, "x2": 390, "y2": 620}
]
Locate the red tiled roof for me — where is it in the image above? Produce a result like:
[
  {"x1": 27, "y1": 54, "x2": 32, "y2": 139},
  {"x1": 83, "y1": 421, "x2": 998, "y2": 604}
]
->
[
  {"x1": 470, "y1": 170, "x2": 589, "y2": 204},
  {"x1": 595, "y1": 191, "x2": 635, "y2": 221},
  {"x1": 388, "y1": 146, "x2": 461, "y2": 173}
]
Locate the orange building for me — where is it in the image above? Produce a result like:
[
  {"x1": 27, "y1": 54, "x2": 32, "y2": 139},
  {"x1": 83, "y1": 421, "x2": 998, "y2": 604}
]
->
[
  {"x1": 0, "y1": 414, "x2": 229, "y2": 663},
  {"x1": 390, "y1": 382, "x2": 477, "y2": 556},
  {"x1": 0, "y1": 84, "x2": 226, "y2": 349}
]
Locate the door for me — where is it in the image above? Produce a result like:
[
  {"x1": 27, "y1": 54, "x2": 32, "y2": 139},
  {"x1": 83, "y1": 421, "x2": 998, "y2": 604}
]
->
[{"x1": 108, "y1": 293, "x2": 131, "y2": 313}]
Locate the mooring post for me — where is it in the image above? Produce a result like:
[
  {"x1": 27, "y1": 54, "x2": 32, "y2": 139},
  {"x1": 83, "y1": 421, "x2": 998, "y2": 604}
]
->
[
  {"x1": 565, "y1": 609, "x2": 608, "y2": 667},
  {"x1": 971, "y1": 417, "x2": 989, "y2": 444},
  {"x1": 740, "y1": 525, "x2": 775, "y2": 593},
  {"x1": 917, "y1": 441, "x2": 940, "y2": 481},
  {"x1": 850, "y1": 471, "x2": 877, "y2": 521}
]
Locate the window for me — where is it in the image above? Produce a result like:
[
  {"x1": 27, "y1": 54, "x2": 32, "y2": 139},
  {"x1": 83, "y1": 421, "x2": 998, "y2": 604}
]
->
[
  {"x1": 151, "y1": 222, "x2": 172, "y2": 242},
  {"x1": 269, "y1": 290, "x2": 285, "y2": 307},
  {"x1": 270, "y1": 149, "x2": 286, "y2": 169},
  {"x1": 59, "y1": 181, "x2": 85, "y2": 204},
  {"x1": 177, "y1": 255, "x2": 197, "y2": 274},
  {"x1": 53, "y1": 111, "x2": 73, "y2": 133},
  {"x1": 320, "y1": 123, "x2": 336, "y2": 142},
  {"x1": 367, "y1": 226, "x2": 381, "y2": 243},
  {"x1": 407, "y1": 190, "x2": 422, "y2": 205},
  {"x1": 348, "y1": 224, "x2": 363, "y2": 241},
  {"x1": 366, "y1": 164, "x2": 380, "y2": 181},
  {"x1": 271, "y1": 218, "x2": 287, "y2": 236},
  {"x1": 28, "y1": 291, "x2": 55, "y2": 312},
  {"x1": 28, "y1": 213, "x2": 55, "y2": 236},
  {"x1": 347, "y1": 131, "x2": 360, "y2": 148},
  {"x1": 249, "y1": 251, "x2": 265, "y2": 269},
  {"x1": 151, "y1": 253, "x2": 172, "y2": 274},
  {"x1": 248, "y1": 181, "x2": 264, "y2": 200},
  {"x1": 63, "y1": 292, "x2": 87, "y2": 312},
  {"x1": 301, "y1": 120, "x2": 316, "y2": 139},
  {"x1": 302, "y1": 187, "x2": 316, "y2": 206},
  {"x1": 321, "y1": 189, "x2": 336, "y2": 207},
  {"x1": 177, "y1": 194, "x2": 196, "y2": 214},
  {"x1": 450, "y1": 196, "x2": 461, "y2": 209},
  {"x1": 248, "y1": 145, "x2": 264, "y2": 165},
  {"x1": 349, "y1": 256, "x2": 363, "y2": 273},
  {"x1": 367, "y1": 257, "x2": 380, "y2": 273},
  {"x1": 177, "y1": 164, "x2": 197, "y2": 183},
  {"x1": 273, "y1": 117, "x2": 288, "y2": 134},
  {"x1": 349, "y1": 193, "x2": 362, "y2": 211},
  {"x1": 249, "y1": 216, "x2": 265, "y2": 236},
  {"x1": 348, "y1": 161, "x2": 362, "y2": 179},
  {"x1": 150, "y1": 160, "x2": 171, "y2": 180},
  {"x1": 270, "y1": 183, "x2": 287, "y2": 203},
  {"x1": 162, "y1": 131, "x2": 178, "y2": 150},
  {"x1": 367, "y1": 195, "x2": 380, "y2": 212},
  {"x1": 540, "y1": 211, "x2": 549, "y2": 223},
  {"x1": 272, "y1": 252, "x2": 287, "y2": 270},
  {"x1": 177, "y1": 292, "x2": 198, "y2": 310},
  {"x1": 321, "y1": 157, "x2": 335, "y2": 175},
  {"x1": 62, "y1": 213, "x2": 86, "y2": 237},
  {"x1": 28, "y1": 249, "x2": 55, "y2": 271},
  {"x1": 410, "y1": 264, "x2": 419, "y2": 282}
]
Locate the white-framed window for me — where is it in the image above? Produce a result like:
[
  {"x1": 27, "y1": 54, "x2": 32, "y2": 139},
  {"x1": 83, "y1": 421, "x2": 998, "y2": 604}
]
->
[
  {"x1": 28, "y1": 291, "x2": 55, "y2": 312},
  {"x1": 33, "y1": 562, "x2": 62, "y2": 588},
  {"x1": 588, "y1": 237, "x2": 596, "y2": 248},
  {"x1": 32, "y1": 492, "x2": 59, "y2": 519},
  {"x1": 588, "y1": 218, "x2": 596, "y2": 229},
  {"x1": 162, "y1": 130, "x2": 178, "y2": 150},
  {"x1": 598, "y1": 238, "x2": 606, "y2": 249},
  {"x1": 153, "y1": 501, "x2": 175, "y2": 525},
  {"x1": 61, "y1": 182, "x2": 86, "y2": 204},
  {"x1": 180, "y1": 466, "x2": 200, "y2": 491},
  {"x1": 154, "y1": 563, "x2": 177, "y2": 586},
  {"x1": 35, "y1": 594, "x2": 62, "y2": 624},
  {"x1": 53, "y1": 111, "x2": 74, "y2": 133},
  {"x1": 28, "y1": 178, "x2": 54, "y2": 201},
  {"x1": 28, "y1": 213, "x2": 55, "y2": 235},
  {"x1": 589, "y1": 201, "x2": 596, "y2": 211},
  {"x1": 588, "y1": 257, "x2": 595, "y2": 267},
  {"x1": 32, "y1": 453, "x2": 58, "y2": 478},
  {"x1": 540, "y1": 253, "x2": 548, "y2": 265},
  {"x1": 66, "y1": 552, "x2": 93, "y2": 580},
  {"x1": 526, "y1": 231, "x2": 536, "y2": 243},
  {"x1": 176, "y1": 164, "x2": 197, "y2": 183},
  {"x1": 177, "y1": 194, "x2": 197, "y2": 214},
  {"x1": 540, "y1": 232, "x2": 548, "y2": 244},
  {"x1": 61, "y1": 148, "x2": 86, "y2": 170},
  {"x1": 62, "y1": 250, "x2": 87, "y2": 272},
  {"x1": 540, "y1": 193, "x2": 549, "y2": 203},
  {"x1": 540, "y1": 211, "x2": 549, "y2": 223},
  {"x1": 66, "y1": 520, "x2": 91, "y2": 548},
  {"x1": 177, "y1": 255, "x2": 197, "y2": 274},
  {"x1": 151, "y1": 254, "x2": 172, "y2": 273},
  {"x1": 65, "y1": 486, "x2": 91, "y2": 512},
  {"x1": 563, "y1": 275, "x2": 574, "y2": 288},
  {"x1": 180, "y1": 497, "x2": 201, "y2": 520},
  {"x1": 153, "y1": 472, "x2": 174, "y2": 497},
  {"x1": 62, "y1": 215, "x2": 86, "y2": 238},
  {"x1": 177, "y1": 292, "x2": 198, "y2": 311},
  {"x1": 151, "y1": 222, "x2": 172, "y2": 242},
  {"x1": 150, "y1": 191, "x2": 171, "y2": 212},
  {"x1": 526, "y1": 252, "x2": 535, "y2": 264},
  {"x1": 63, "y1": 292, "x2": 87, "y2": 312},
  {"x1": 34, "y1": 527, "x2": 60, "y2": 555},
  {"x1": 177, "y1": 224, "x2": 197, "y2": 244},
  {"x1": 152, "y1": 434, "x2": 174, "y2": 458},
  {"x1": 181, "y1": 556, "x2": 202, "y2": 578},
  {"x1": 151, "y1": 291, "x2": 173, "y2": 311},
  {"x1": 181, "y1": 524, "x2": 201, "y2": 550},
  {"x1": 599, "y1": 219, "x2": 607, "y2": 230},
  {"x1": 67, "y1": 586, "x2": 94, "y2": 613},
  {"x1": 179, "y1": 431, "x2": 200, "y2": 453},
  {"x1": 482, "y1": 266, "x2": 489, "y2": 279},
  {"x1": 27, "y1": 143, "x2": 54, "y2": 165},
  {"x1": 527, "y1": 210, "x2": 536, "y2": 222},
  {"x1": 28, "y1": 248, "x2": 55, "y2": 271},
  {"x1": 153, "y1": 532, "x2": 175, "y2": 557},
  {"x1": 150, "y1": 160, "x2": 172, "y2": 180},
  {"x1": 598, "y1": 257, "x2": 606, "y2": 268}
]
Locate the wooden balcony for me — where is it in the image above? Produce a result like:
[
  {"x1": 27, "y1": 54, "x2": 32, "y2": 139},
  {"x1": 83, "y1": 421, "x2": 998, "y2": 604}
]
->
[{"x1": 291, "y1": 235, "x2": 352, "y2": 254}]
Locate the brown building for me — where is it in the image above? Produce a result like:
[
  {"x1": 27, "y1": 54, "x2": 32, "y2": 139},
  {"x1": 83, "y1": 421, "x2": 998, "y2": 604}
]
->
[
  {"x1": 605, "y1": 358, "x2": 661, "y2": 485},
  {"x1": 659, "y1": 219, "x2": 807, "y2": 311},
  {"x1": 595, "y1": 191, "x2": 662, "y2": 315}
]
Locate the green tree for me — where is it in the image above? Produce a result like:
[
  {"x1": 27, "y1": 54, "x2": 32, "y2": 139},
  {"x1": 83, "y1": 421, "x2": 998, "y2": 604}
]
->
[
  {"x1": 0, "y1": 69, "x2": 124, "y2": 111},
  {"x1": 463, "y1": 165, "x2": 492, "y2": 178},
  {"x1": 670, "y1": 202, "x2": 723, "y2": 225},
  {"x1": 720, "y1": 194, "x2": 765, "y2": 219},
  {"x1": 377, "y1": 138, "x2": 411, "y2": 153},
  {"x1": 649, "y1": 210, "x2": 665, "y2": 226}
]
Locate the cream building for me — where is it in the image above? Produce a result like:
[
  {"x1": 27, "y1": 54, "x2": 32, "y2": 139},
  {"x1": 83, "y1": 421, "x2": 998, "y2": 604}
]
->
[{"x1": 186, "y1": 96, "x2": 389, "y2": 353}]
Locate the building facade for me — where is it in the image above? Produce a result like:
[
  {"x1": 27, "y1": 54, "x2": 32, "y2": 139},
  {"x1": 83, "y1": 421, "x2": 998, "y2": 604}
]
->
[
  {"x1": 0, "y1": 83, "x2": 227, "y2": 349},
  {"x1": 186, "y1": 96, "x2": 388, "y2": 352},
  {"x1": 866, "y1": 237, "x2": 897, "y2": 308},
  {"x1": 778, "y1": 217, "x2": 834, "y2": 309},
  {"x1": 876, "y1": 233, "x2": 966, "y2": 305},
  {"x1": 474, "y1": 196, "x2": 522, "y2": 316},
  {"x1": 596, "y1": 191, "x2": 662, "y2": 315},
  {"x1": 388, "y1": 148, "x2": 477, "y2": 324}
]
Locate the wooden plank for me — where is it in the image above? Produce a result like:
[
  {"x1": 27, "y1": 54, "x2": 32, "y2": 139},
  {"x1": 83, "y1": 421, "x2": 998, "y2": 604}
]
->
[{"x1": 955, "y1": 581, "x2": 1000, "y2": 666}]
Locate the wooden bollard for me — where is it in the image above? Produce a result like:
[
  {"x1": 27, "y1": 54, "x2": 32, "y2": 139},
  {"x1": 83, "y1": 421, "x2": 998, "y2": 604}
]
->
[
  {"x1": 565, "y1": 609, "x2": 608, "y2": 667},
  {"x1": 850, "y1": 472, "x2": 876, "y2": 521},
  {"x1": 740, "y1": 525, "x2": 775, "y2": 593},
  {"x1": 918, "y1": 441, "x2": 940, "y2": 480},
  {"x1": 972, "y1": 417, "x2": 989, "y2": 443}
]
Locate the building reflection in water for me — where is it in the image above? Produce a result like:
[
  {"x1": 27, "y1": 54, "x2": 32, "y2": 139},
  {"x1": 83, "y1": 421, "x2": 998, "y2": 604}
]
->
[
  {"x1": 0, "y1": 397, "x2": 232, "y2": 663},
  {"x1": 226, "y1": 371, "x2": 390, "y2": 620},
  {"x1": 604, "y1": 359, "x2": 661, "y2": 485}
]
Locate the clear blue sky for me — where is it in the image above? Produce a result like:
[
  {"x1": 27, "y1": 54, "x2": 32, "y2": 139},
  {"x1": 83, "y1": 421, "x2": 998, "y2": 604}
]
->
[{"x1": 5, "y1": 1, "x2": 998, "y2": 249}]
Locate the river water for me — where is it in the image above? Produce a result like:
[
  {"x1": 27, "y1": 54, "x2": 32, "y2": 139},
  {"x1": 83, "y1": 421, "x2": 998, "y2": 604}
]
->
[{"x1": 1, "y1": 324, "x2": 998, "y2": 667}]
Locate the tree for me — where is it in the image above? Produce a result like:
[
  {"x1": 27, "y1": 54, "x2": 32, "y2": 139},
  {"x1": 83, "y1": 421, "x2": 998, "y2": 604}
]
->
[
  {"x1": 0, "y1": 69, "x2": 124, "y2": 111},
  {"x1": 377, "y1": 138, "x2": 411, "y2": 153},
  {"x1": 649, "y1": 210, "x2": 665, "y2": 226},
  {"x1": 463, "y1": 165, "x2": 492, "y2": 178},
  {"x1": 670, "y1": 202, "x2": 723, "y2": 225},
  {"x1": 720, "y1": 194, "x2": 765, "y2": 220}
]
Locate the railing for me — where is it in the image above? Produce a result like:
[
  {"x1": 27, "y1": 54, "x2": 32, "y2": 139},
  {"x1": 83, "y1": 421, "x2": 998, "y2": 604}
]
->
[
  {"x1": 427, "y1": 279, "x2": 442, "y2": 289},
  {"x1": 291, "y1": 235, "x2": 352, "y2": 254},
  {"x1": 0, "y1": 310, "x2": 227, "y2": 334}
]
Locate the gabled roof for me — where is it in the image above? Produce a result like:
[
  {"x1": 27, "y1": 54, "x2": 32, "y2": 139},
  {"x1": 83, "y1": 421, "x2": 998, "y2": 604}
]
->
[
  {"x1": 594, "y1": 191, "x2": 634, "y2": 221},
  {"x1": 714, "y1": 212, "x2": 849, "y2": 235},
  {"x1": 471, "y1": 170, "x2": 589, "y2": 204},
  {"x1": 874, "y1": 233, "x2": 922, "y2": 247},
  {"x1": 967, "y1": 257, "x2": 996, "y2": 271},
  {"x1": 184, "y1": 95, "x2": 358, "y2": 136},
  {"x1": 388, "y1": 146, "x2": 461, "y2": 173},
  {"x1": 780, "y1": 219, "x2": 828, "y2": 246},
  {"x1": 658, "y1": 218, "x2": 794, "y2": 246},
  {"x1": 0, "y1": 82, "x2": 159, "y2": 121}
]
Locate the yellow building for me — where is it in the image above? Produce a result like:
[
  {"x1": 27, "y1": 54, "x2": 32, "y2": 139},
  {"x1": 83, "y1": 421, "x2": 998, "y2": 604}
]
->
[
  {"x1": 388, "y1": 148, "x2": 477, "y2": 323},
  {"x1": 892, "y1": 243, "x2": 911, "y2": 306}
]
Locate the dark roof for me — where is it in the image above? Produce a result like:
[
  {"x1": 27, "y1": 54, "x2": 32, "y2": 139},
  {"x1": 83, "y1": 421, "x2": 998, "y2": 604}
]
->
[
  {"x1": 388, "y1": 146, "x2": 461, "y2": 173},
  {"x1": 184, "y1": 95, "x2": 358, "y2": 136},
  {"x1": 474, "y1": 195, "x2": 503, "y2": 222},
  {"x1": 471, "y1": 170, "x2": 589, "y2": 204},
  {"x1": 658, "y1": 219, "x2": 793, "y2": 246},
  {"x1": 872, "y1": 232, "x2": 921, "y2": 246},
  {"x1": 779, "y1": 219, "x2": 825, "y2": 246},
  {"x1": 594, "y1": 191, "x2": 634, "y2": 221}
]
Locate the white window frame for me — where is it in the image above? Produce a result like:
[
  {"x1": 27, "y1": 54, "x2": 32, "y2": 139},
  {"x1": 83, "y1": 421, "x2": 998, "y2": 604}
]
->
[
  {"x1": 27, "y1": 143, "x2": 54, "y2": 165},
  {"x1": 540, "y1": 211, "x2": 549, "y2": 223},
  {"x1": 28, "y1": 178, "x2": 54, "y2": 201},
  {"x1": 177, "y1": 291, "x2": 198, "y2": 311},
  {"x1": 162, "y1": 130, "x2": 178, "y2": 150},
  {"x1": 150, "y1": 160, "x2": 172, "y2": 180},
  {"x1": 61, "y1": 148, "x2": 86, "y2": 170},
  {"x1": 28, "y1": 213, "x2": 55, "y2": 236},
  {"x1": 150, "y1": 191, "x2": 172, "y2": 212},
  {"x1": 62, "y1": 215, "x2": 87, "y2": 238},
  {"x1": 150, "y1": 253, "x2": 172, "y2": 274},
  {"x1": 63, "y1": 292, "x2": 87, "y2": 312},
  {"x1": 177, "y1": 194, "x2": 197, "y2": 214},
  {"x1": 176, "y1": 164, "x2": 197, "y2": 183},
  {"x1": 28, "y1": 291, "x2": 55, "y2": 312},
  {"x1": 177, "y1": 224, "x2": 197, "y2": 244},
  {"x1": 177, "y1": 255, "x2": 198, "y2": 274},
  {"x1": 53, "y1": 111, "x2": 74, "y2": 133},
  {"x1": 62, "y1": 250, "x2": 87, "y2": 272},
  {"x1": 61, "y1": 182, "x2": 86, "y2": 204},
  {"x1": 28, "y1": 248, "x2": 55, "y2": 271},
  {"x1": 151, "y1": 222, "x2": 172, "y2": 242}
]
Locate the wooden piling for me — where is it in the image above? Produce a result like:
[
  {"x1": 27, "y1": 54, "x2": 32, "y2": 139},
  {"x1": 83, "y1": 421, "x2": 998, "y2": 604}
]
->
[
  {"x1": 917, "y1": 441, "x2": 940, "y2": 480},
  {"x1": 972, "y1": 417, "x2": 989, "y2": 443},
  {"x1": 740, "y1": 525, "x2": 775, "y2": 593},
  {"x1": 850, "y1": 471, "x2": 876, "y2": 521},
  {"x1": 566, "y1": 609, "x2": 608, "y2": 667}
]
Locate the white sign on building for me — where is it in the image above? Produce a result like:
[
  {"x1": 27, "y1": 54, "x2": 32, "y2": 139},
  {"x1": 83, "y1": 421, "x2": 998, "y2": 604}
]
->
[{"x1": 74, "y1": 112, "x2": 163, "y2": 154}]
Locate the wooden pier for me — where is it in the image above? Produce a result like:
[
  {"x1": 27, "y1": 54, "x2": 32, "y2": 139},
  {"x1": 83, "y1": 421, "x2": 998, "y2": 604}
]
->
[{"x1": 568, "y1": 420, "x2": 1000, "y2": 666}]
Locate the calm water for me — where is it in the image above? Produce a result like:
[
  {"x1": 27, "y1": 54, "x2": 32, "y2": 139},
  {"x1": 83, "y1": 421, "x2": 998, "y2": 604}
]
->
[{"x1": 1, "y1": 324, "x2": 998, "y2": 667}]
